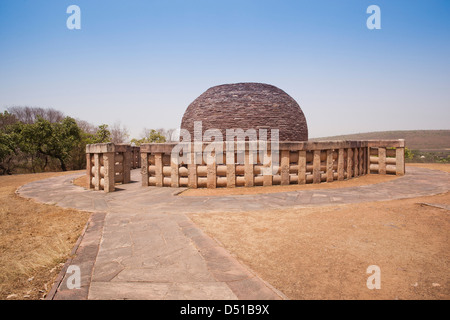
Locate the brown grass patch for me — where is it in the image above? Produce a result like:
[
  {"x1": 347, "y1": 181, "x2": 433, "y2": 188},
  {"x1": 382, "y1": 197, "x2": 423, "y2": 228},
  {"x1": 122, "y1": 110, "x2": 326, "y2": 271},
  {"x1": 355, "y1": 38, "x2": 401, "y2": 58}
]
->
[
  {"x1": 189, "y1": 163, "x2": 450, "y2": 299},
  {"x1": 0, "y1": 171, "x2": 90, "y2": 300},
  {"x1": 73, "y1": 174, "x2": 89, "y2": 189}
]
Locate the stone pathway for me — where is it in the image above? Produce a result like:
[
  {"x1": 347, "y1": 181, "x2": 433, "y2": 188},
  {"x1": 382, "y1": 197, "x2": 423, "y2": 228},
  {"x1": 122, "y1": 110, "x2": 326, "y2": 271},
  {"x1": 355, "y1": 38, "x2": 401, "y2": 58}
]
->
[{"x1": 17, "y1": 167, "x2": 450, "y2": 300}]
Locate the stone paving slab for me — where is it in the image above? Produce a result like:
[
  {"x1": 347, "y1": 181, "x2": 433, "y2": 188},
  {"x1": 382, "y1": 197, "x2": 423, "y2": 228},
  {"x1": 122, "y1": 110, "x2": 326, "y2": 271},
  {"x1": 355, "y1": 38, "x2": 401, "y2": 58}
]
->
[
  {"x1": 88, "y1": 281, "x2": 238, "y2": 300},
  {"x1": 17, "y1": 166, "x2": 449, "y2": 300},
  {"x1": 50, "y1": 212, "x2": 106, "y2": 300}
]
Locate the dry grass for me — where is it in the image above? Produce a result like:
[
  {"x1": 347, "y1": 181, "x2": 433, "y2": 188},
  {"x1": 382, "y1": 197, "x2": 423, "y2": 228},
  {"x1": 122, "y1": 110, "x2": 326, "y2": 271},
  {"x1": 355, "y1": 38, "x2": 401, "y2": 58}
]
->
[
  {"x1": 0, "y1": 171, "x2": 90, "y2": 300},
  {"x1": 73, "y1": 174, "x2": 89, "y2": 189},
  {"x1": 189, "y1": 163, "x2": 450, "y2": 300}
]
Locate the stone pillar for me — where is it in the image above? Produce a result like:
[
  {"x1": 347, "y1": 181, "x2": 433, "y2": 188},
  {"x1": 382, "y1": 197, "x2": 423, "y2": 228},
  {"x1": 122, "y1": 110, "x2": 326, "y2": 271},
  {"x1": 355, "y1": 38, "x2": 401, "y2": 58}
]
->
[
  {"x1": 113, "y1": 144, "x2": 132, "y2": 185},
  {"x1": 136, "y1": 147, "x2": 141, "y2": 168},
  {"x1": 188, "y1": 151, "x2": 198, "y2": 188},
  {"x1": 360, "y1": 147, "x2": 363, "y2": 175},
  {"x1": 396, "y1": 147, "x2": 405, "y2": 176},
  {"x1": 135, "y1": 147, "x2": 141, "y2": 168},
  {"x1": 326, "y1": 150, "x2": 334, "y2": 182},
  {"x1": 313, "y1": 150, "x2": 321, "y2": 184},
  {"x1": 365, "y1": 147, "x2": 369, "y2": 174},
  {"x1": 378, "y1": 147, "x2": 387, "y2": 175},
  {"x1": 226, "y1": 147, "x2": 236, "y2": 188},
  {"x1": 337, "y1": 149, "x2": 345, "y2": 181},
  {"x1": 130, "y1": 147, "x2": 135, "y2": 169},
  {"x1": 262, "y1": 150, "x2": 273, "y2": 186},
  {"x1": 94, "y1": 153, "x2": 101, "y2": 191},
  {"x1": 207, "y1": 153, "x2": 216, "y2": 189},
  {"x1": 298, "y1": 150, "x2": 306, "y2": 184},
  {"x1": 244, "y1": 149, "x2": 254, "y2": 187},
  {"x1": 171, "y1": 156, "x2": 179, "y2": 188},
  {"x1": 346, "y1": 148, "x2": 353, "y2": 179},
  {"x1": 365, "y1": 146, "x2": 369, "y2": 174},
  {"x1": 103, "y1": 152, "x2": 115, "y2": 193},
  {"x1": 280, "y1": 150, "x2": 290, "y2": 185},
  {"x1": 123, "y1": 150, "x2": 131, "y2": 184},
  {"x1": 354, "y1": 148, "x2": 359, "y2": 177},
  {"x1": 141, "y1": 152, "x2": 149, "y2": 187},
  {"x1": 86, "y1": 153, "x2": 94, "y2": 189},
  {"x1": 154, "y1": 153, "x2": 163, "y2": 187}
]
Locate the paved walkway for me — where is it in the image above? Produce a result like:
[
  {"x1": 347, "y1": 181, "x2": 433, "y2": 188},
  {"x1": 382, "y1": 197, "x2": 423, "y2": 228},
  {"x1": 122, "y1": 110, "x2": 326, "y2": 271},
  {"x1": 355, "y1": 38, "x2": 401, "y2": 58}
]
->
[{"x1": 17, "y1": 167, "x2": 450, "y2": 300}]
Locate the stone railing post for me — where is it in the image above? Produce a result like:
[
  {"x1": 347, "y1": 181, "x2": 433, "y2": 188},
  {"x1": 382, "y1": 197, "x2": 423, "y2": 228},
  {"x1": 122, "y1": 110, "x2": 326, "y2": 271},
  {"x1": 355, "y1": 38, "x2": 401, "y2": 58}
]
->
[
  {"x1": 86, "y1": 143, "x2": 115, "y2": 192},
  {"x1": 298, "y1": 150, "x2": 306, "y2": 185},
  {"x1": 141, "y1": 151, "x2": 149, "y2": 187},
  {"x1": 130, "y1": 146, "x2": 141, "y2": 169},
  {"x1": 280, "y1": 150, "x2": 290, "y2": 185},
  {"x1": 396, "y1": 139, "x2": 405, "y2": 176},
  {"x1": 367, "y1": 140, "x2": 405, "y2": 176},
  {"x1": 86, "y1": 143, "x2": 133, "y2": 192}
]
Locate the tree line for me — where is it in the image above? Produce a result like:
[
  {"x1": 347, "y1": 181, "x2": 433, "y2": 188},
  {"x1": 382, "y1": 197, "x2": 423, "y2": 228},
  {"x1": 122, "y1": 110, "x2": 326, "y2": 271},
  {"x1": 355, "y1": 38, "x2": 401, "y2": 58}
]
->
[{"x1": 0, "y1": 106, "x2": 173, "y2": 175}]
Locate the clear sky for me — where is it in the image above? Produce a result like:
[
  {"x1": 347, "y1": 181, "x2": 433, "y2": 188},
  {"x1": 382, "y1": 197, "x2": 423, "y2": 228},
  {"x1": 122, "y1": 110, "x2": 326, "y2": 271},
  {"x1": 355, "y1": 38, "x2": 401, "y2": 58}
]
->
[{"x1": 0, "y1": 0, "x2": 449, "y2": 139}]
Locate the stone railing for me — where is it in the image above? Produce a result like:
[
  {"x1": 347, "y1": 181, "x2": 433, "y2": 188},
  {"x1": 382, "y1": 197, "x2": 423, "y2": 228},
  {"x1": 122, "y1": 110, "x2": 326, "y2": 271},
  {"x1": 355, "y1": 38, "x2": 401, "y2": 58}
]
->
[
  {"x1": 85, "y1": 140, "x2": 405, "y2": 191},
  {"x1": 131, "y1": 146, "x2": 141, "y2": 169},
  {"x1": 86, "y1": 143, "x2": 138, "y2": 192},
  {"x1": 140, "y1": 139, "x2": 405, "y2": 189},
  {"x1": 367, "y1": 140, "x2": 405, "y2": 175}
]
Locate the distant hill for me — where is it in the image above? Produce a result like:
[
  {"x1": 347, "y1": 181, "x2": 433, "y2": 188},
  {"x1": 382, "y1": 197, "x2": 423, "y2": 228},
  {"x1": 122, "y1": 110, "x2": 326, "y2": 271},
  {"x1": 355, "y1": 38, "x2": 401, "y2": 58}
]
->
[{"x1": 310, "y1": 130, "x2": 450, "y2": 151}]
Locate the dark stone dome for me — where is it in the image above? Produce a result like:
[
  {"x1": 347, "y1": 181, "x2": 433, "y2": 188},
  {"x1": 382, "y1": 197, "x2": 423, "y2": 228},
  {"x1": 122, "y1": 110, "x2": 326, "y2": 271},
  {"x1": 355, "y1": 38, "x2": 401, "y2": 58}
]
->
[{"x1": 180, "y1": 83, "x2": 308, "y2": 141}]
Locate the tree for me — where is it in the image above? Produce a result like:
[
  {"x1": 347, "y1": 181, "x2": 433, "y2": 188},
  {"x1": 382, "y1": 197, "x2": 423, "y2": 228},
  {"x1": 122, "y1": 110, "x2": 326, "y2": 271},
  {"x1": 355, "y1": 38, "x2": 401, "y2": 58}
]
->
[
  {"x1": 405, "y1": 147, "x2": 414, "y2": 160},
  {"x1": 76, "y1": 119, "x2": 97, "y2": 136},
  {"x1": 147, "y1": 129, "x2": 166, "y2": 143},
  {"x1": 1, "y1": 107, "x2": 133, "y2": 174},
  {"x1": 0, "y1": 132, "x2": 16, "y2": 174},
  {"x1": 131, "y1": 129, "x2": 166, "y2": 146},
  {"x1": 0, "y1": 112, "x2": 19, "y2": 174},
  {"x1": 19, "y1": 116, "x2": 81, "y2": 171},
  {"x1": 0, "y1": 111, "x2": 17, "y2": 129},
  {"x1": 7, "y1": 106, "x2": 64, "y2": 124},
  {"x1": 92, "y1": 124, "x2": 111, "y2": 143},
  {"x1": 156, "y1": 128, "x2": 178, "y2": 142},
  {"x1": 110, "y1": 122, "x2": 129, "y2": 144}
]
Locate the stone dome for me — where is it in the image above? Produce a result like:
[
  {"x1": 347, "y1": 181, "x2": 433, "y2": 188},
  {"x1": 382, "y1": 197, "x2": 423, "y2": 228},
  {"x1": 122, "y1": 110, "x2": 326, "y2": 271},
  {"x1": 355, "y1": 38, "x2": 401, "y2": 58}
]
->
[{"x1": 180, "y1": 83, "x2": 308, "y2": 141}]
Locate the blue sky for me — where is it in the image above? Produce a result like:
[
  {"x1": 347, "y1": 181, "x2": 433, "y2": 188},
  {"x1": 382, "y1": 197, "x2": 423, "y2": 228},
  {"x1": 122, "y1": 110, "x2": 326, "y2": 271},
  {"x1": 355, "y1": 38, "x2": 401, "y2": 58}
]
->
[{"x1": 0, "y1": 0, "x2": 449, "y2": 139}]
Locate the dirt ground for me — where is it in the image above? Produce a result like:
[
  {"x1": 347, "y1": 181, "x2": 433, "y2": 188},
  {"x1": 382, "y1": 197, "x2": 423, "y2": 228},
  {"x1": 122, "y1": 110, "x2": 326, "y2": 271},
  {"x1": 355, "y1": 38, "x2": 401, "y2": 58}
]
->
[
  {"x1": 189, "y1": 164, "x2": 450, "y2": 300},
  {"x1": 73, "y1": 174, "x2": 88, "y2": 189},
  {"x1": 3, "y1": 163, "x2": 449, "y2": 300},
  {"x1": 0, "y1": 171, "x2": 90, "y2": 300}
]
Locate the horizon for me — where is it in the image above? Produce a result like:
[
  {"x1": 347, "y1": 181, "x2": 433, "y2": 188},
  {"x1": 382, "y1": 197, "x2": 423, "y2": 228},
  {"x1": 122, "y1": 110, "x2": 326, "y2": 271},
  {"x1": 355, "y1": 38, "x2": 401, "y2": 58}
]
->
[{"x1": 1, "y1": 0, "x2": 449, "y2": 140}]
